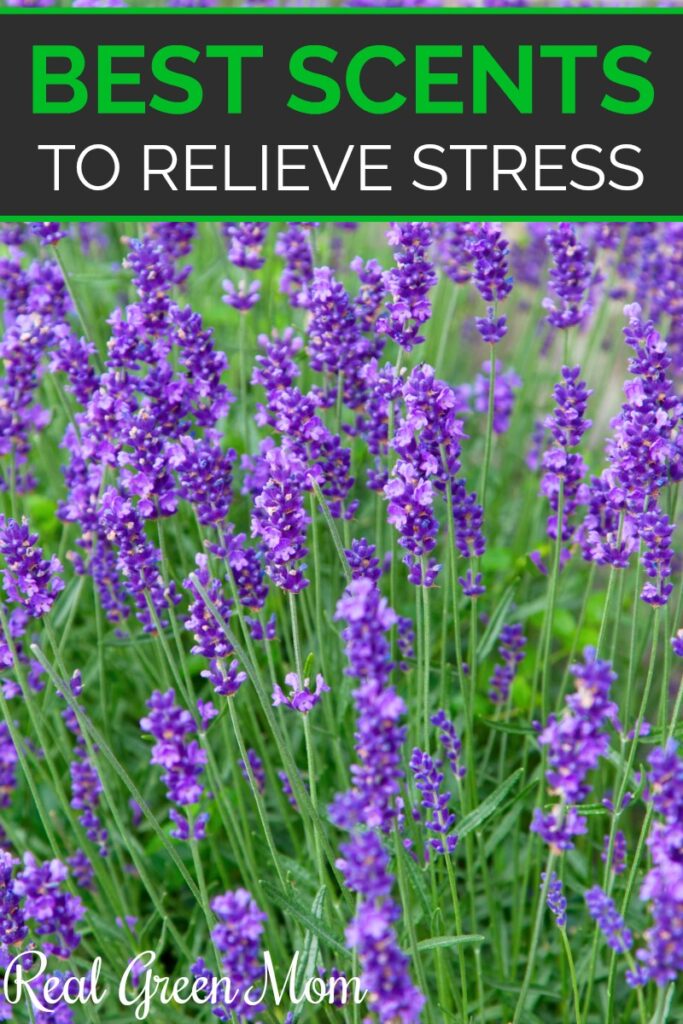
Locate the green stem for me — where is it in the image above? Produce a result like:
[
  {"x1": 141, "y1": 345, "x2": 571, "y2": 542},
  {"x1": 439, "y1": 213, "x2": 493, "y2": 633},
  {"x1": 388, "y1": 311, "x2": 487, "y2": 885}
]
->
[
  {"x1": 511, "y1": 851, "x2": 556, "y2": 1024},
  {"x1": 559, "y1": 927, "x2": 582, "y2": 1024}
]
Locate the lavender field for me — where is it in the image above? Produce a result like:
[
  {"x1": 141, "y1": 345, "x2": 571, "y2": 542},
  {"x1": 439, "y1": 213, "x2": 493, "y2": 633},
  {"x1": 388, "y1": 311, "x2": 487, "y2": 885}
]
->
[{"x1": 0, "y1": 219, "x2": 680, "y2": 1024}]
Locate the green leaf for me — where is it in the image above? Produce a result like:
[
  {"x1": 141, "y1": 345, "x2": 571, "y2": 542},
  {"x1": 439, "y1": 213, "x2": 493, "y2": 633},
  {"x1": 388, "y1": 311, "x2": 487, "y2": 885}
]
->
[
  {"x1": 261, "y1": 880, "x2": 348, "y2": 960},
  {"x1": 291, "y1": 887, "x2": 326, "y2": 1022},
  {"x1": 477, "y1": 584, "x2": 517, "y2": 661},
  {"x1": 416, "y1": 934, "x2": 485, "y2": 952},
  {"x1": 458, "y1": 768, "x2": 524, "y2": 839},
  {"x1": 478, "y1": 716, "x2": 533, "y2": 736}
]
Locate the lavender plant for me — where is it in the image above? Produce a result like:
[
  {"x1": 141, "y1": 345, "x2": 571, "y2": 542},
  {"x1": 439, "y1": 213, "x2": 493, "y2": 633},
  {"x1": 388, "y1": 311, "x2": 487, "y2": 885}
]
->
[{"x1": 0, "y1": 216, "x2": 680, "y2": 1024}]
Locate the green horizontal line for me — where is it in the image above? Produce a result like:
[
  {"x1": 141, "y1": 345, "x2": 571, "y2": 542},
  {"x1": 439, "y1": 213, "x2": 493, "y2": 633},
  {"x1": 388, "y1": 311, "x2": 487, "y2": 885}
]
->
[
  {"x1": 1, "y1": 5, "x2": 681, "y2": 13},
  {"x1": 2, "y1": 214, "x2": 681, "y2": 222}
]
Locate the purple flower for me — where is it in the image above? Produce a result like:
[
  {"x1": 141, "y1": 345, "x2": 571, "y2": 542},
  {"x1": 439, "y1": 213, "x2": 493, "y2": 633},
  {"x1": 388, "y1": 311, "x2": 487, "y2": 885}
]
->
[
  {"x1": 0, "y1": 723, "x2": 17, "y2": 810},
  {"x1": 140, "y1": 690, "x2": 207, "y2": 838},
  {"x1": 97, "y1": 488, "x2": 177, "y2": 632},
  {"x1": 222, "y1": 278, "x2": 261, "y2": 313},
  {"x1": 345, "y1": 894, "x2": 425, "y2": 1024},
  {"x1": 217, "y1": 527, "x2": 268, "y2": 613},
  {"x1": 540, "y1": 366, "x2": 592, "y2": 545},
  {"x1": 602, "y1": 830, "x2": 627, "y2": 875},
  {"x1": 67, "y1": 851, "x2": 94, "y2": 892},
  {"x1": 14, "y1": 853, "x2": 85, "y2": 958},
  {"x1": 251, "y1": 444, "x2": 310, "y2": 593},
  {"x1": 223, "y1": 223, "x2": 268, "y2": 270},
  {"x1": 272, "y1": 671, "x2": 329, "y2": 714},
  {"x1": 184, "y1": 555, "x2": 233, "y2": 660},
  {"x1": 168, "y1": 435, "x2": 235, "y2": 526},
  {"x1": 202, "y1": 659, "x2": 246, "y2": 698},
  {"x1": 468, "y1": 224, "x2": 512, "y2": 342},
  {"x1": 0, "y1": 517, "x2": 64, "y2": 618},
  {"x1": 489, "y1": 623, "x2": 526, "y2": 704},
  {"x1": 278, "y1": 770, "x2": 297, "y2": 809},
  {"x1": 122, "y1": 237, "x2": 175, "y2": 333},
  {"x1": 275, "y1": 223, "x2": 314, "y2": 308},
  {"x1": 431, "y1": 710, "x2": 465, "y2": 779},
  {"x1": 0, "y1": 849, "x2": 27, "y2": 948},
  {"x1": 543, "y1": 871, "x2": 567, "y2": 928},
  {"x1": 582, "y1": 305, "x2": 682, "y2": 598},
  {"x1": 473, "y1": 361, "x2": 521, "y2": 434},
  {"x1": 337, "y1": 830, "x2": 393, "y2": 901},
  {"x1": 239, "y1": 749, "x2": 265, "y2": 793},
  {"x1": 345, "y1": 537, "x2": 381, "y2": 582},
  {"x1": 627, "y1": 741, "x2": 683, "y2": 987},
  {"x1": 210, "y1": 889, "x2": 266, "y2": 1019},
  {"x1": 543, "y1": 223, "x2": 593, "y2": 330},
  {"x1": 378, "y1": 222, "x2": 437, "y2": 352},
  {"x1": 410, "y1": 748, "x2": 458, "y2": 857},
  {"x1": 149, "y1": 223, "x2": 196, "y2": 284},
  {"x1": 385, "y1": 462, "x2": 439, "y2": 562},
  {"x1": 30, "y1": 223, "x2": 68, "y2": 246},
  {"x1": 330, "y1": 579, "x2": 405, "y2": 832},
  {"x1": 531, "y1": 648, "x2": 617, "y2": 852},
  {"x1": 458, "y1": 569, "x2": 485, "y2": 597},
  {"x1": 433, "y1": 222, "x2": 472, "y2": 284},
  {"x1": 585, "y1": 887, "x2": 632, "y2": 953},
  {"x1": 350, "y1": 256, "x2": 387, "y2": 333}
]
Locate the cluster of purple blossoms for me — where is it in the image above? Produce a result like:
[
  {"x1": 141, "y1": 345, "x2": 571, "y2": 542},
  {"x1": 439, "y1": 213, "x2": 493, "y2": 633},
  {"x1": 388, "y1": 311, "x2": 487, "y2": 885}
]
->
[
  {"x1": 239, "y1": 750, "x2": 265, "y2": 793},
  {"x1": 251, "y1": 444, "x2": 311, "y2": 593},
  {"x1": 582, "y1": 305, "x2": 682, "y2": 605},
  {"x1": 58, "y1": 672, "x2": 108, "y2": 856},
  {"x1": 377, "y1": 222, "x2": 437, "y2": 352},
  {"x1": 0, "y1": 724, "x2": 17, "y2": 809},
  {"x1": 626, "y1": 741, "x2": 683, "y2": 987},
  {"x1": 0, "y1": 516, "x2": 64, "y2": 618},
  {"x1": 30, "y1": 223, "x2": 68, "y2": 247},
  {"x1": 385, "y1": 462, "x2": 439, "y2": 585},
  {"x1": 222, "y1": 278, "x2": 261, "y2": 313},
  {"x1": 149, "y1": 223, "x2": 196, "y2": 285},
  {"x1": 489, "y1": 623, "x2": 526, "y2": 704},
  {"x1": 306, "y1": 266, "x2": 377, "y2": 410},
  {"x1": 468, "y1": 224, "x2": 513, "y2": 343},
  {"x1": 122, "y1": 237, "x2": 176, "y2": 333},
  {"x1": 339, "y1": 829, "x2": 424, "y2": 1024},
  {"x1": 275, "y1": 223, "x2": 315, "y2": 308},
  {"x1": 471, "y1": 360, "x2": 521, "y2": 434},
  {"x1": 0, "y1": 312, "x2": 58, "y2": 492},
  {"x1": 216, "y1": 526, "x2": 269, "y2": 615},
  {"x1": 345, "y1": 537, "x2": 381, "y2": 582},
  {"x1": 433, "y1": 222, "x2": 472, "y2": 285},
  {"x1": 140, "y1": 690, "x2": 208, "y2": 841},
  {"x1": 252, "y1": 336, "x2": 356, "y2": 521},
  {"x1": 0, "y1": 848, "x2": 27, "y2": 949},
  {"x1": 184, "y1": 555, "x2": 233, "y2": 660},
  {"x1": 97, "y1": 489, "x2": 177, "y2": 632},
  {"x1": 431, "y1": 710, "x2": 465, "y2": 779},
  {"x1": 272, "y1": 671, "x2": 329, "y2": 714},
  {"x1": 386, "y1": 363, "x2": 475, "y2": 587},
  {"x1": 223, "y1": 223, "x2": 268, "y2": 270},
  {"x1": 543, "y1": 871, "x2": 567, "y2": 928},
  {"x1": 14, "y1": 853, "x2": 85, "y2": 959},
  {"x1": 350, "y1": 256, "x2": 387, "y2": 334},
  {"x1": 410, "y1": 748, "x2": 458, "y2": 857},
  {"x1": 197, "y1": 889, "x2": 267, "y2": 1020},
  {"x1": 531, "y1": 648, "x2": 618, "y2": 851},
  {"x1": 543, "y1": 223, "x2": 593, "y2": 330},
  {"x1": 602, "y1": 830, "x2": 627, "y2": 875},
  {"x1": 167, "y1": 435, "x2": 236, "y2": 527},
  {"x1": 585, "y1": 887, "x2": 633, "y2": 953},
  {"x1": 540, "y1": 366, "x2": 592, "y2": 545},
  {"x1": 330, "y1": 578, "x2": 406, "y2": 833}
]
